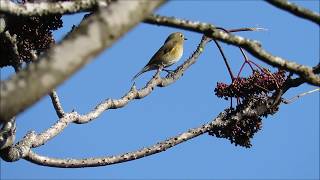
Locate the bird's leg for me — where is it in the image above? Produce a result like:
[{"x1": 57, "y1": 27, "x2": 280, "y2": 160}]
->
[
  {"x1": 160, "y1": 62, "x2": 167, "y2": 70},
  {"x1": 153, "y1": 65, "x2": 163, "y2": 79},
  {"x1": 160, "y1": 62, "x2": 174, "y2": 74},
  {"x1": 163, "y1": 69, "x2": 175, "y2": 73},
  {"x1": 157, "y1": 65, "x2": 164, "y2": 74}
]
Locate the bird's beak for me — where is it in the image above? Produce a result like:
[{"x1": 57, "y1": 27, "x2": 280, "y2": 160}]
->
[{"x1": 184, "y1": 38, "x2": 188, "y2": 40}]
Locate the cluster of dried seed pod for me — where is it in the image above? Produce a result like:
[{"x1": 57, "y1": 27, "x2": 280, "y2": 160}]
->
[
  {"x1": 214, "y1": 69, "x2": 286, "y2": 100},
  {"x1": 211, "y1": 68, "x2": 286, "y2": 147}
]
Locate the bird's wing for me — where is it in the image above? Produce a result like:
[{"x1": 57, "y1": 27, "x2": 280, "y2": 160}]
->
[
  {"x1": 132, "y1": 41, "x2": 175, "y2": 81},
  {"x1": 146, "y1": 41, "x2": 175, "y2": 66}
]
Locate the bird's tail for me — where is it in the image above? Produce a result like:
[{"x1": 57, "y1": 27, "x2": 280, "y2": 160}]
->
[{"x1": 131, "y1": 66, "x2": 151, "y2": 81}]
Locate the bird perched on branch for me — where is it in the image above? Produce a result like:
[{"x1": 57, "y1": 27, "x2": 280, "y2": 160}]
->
[{"x1": 132, "y1": 32, "x2": 187, "y2": 81}]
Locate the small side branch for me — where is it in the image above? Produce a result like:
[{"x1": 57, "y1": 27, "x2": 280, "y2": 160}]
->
[
  {"x1": 212, "y1": 39, "x2": 235, "y2": 80},
  {"x1": 282, "y1": 88, "x2": 320, "y2": 104},
  {"x1": 266, "y1": 0, "x2": 320, "y2": 25},
  {"x1": 49, "y1": 90, "x2": 65, "y2": 118}
]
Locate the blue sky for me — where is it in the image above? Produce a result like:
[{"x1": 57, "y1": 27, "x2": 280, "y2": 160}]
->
[{"x1": 1, "y1": 1, "x2": 319, "y2": 179}]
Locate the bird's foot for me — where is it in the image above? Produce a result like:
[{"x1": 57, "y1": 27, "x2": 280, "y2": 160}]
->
[{"x1": 163, "y1": 69, "x2": 174, "y2": 73}]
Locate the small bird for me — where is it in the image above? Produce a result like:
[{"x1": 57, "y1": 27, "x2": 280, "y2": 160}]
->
[{"x1": 132, "y1": 32, "x2": 187, "y2": 80}]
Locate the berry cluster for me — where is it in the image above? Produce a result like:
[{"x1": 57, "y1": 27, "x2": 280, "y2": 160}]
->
[
  {"x1": 0, "y1": 0, "x2": 65, "y2": 68},
  {"x1": 208, "y1": 97, "x2": 270, "y2": 148},
  {"x1": 214, "y1": 69, "x2": 286, "y2": 100},
  {"x1": 210, "y1": 68, "x2": 286, "y2": 147}
]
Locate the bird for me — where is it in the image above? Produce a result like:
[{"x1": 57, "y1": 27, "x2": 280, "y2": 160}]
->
[{"x1": 132, "y1": 32, "x2": 187, "y2": 81}]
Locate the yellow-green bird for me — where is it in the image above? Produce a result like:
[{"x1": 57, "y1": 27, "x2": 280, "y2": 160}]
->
[{"x1": 132, "y1": 32, "x2": 187, "y2": 80}]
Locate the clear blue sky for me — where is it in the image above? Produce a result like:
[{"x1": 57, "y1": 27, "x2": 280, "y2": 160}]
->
[{"x1": 1, "y1": 1, "x2": 319, "y2": 179}]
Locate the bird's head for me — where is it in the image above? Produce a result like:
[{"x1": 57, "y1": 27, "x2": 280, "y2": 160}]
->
[{"x1": 164, "y1": 32, "x2": 187, "y2": 44}]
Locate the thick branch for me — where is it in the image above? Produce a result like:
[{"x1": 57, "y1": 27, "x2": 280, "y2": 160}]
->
[
  {"x1": 0, "y1": 0, "x2": 107, "y2": 16},
  {"x1": 266, "y1": 0, "x2": 320, "y2": 25},
  {"x1": 144, "y1": 15, "x2": 320, "y2": 86},
  {"x1": 0, "y1": 1, "x2": 166, "y2": 123}
]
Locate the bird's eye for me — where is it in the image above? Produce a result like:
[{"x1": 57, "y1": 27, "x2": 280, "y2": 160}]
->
[{"x1": 180, "y1": 34, "x2": 183, "y2": 37}]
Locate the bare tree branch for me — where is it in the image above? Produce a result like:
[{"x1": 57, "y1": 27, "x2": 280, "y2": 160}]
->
[
  {"x1": 0, "y1": 0, "x2": 166, "y2": 123},
  {"x1": 4, "y1": 95, "x2": 276, "y2": 168},
  {"x1": 0, "y1": 0, "x2": 108, "y2": 16},
  {"x1": 266, "y1": 0, "x2": 320, "y2": 25},
  {"x1": 24, "y1": 120, "x2": 210, "y2": 168},
  {"x1": 144, "y1": 14, "x2": 320, "y2": 86}
]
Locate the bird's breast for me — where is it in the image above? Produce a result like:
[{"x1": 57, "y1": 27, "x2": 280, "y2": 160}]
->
[
  {"x1": 172, "y1": 45, "x2": 183, "y2": 59},
  {"x1": 165, "y1": 44, "x2": 183, "y2": 66}
]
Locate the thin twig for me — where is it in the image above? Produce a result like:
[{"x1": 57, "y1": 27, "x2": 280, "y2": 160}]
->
[
  {"x1": 216, "y1": 27, "x2": 256, "y2": 74},
  {"x1": 238, "y1": 48, "x2": 254, "y2": 71},
  {"x1": 212, "y1": 39, "x2": 235, "y2": 80},
  {"x1": 282, "y1": 88, "x2": 320, "y2": 104},
  {"x1": 216, "y1": 27, "x2": 267, "y2": 33},
  {"x1": 229, "y1": 27, "x2": 268, "y2": 32}
]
